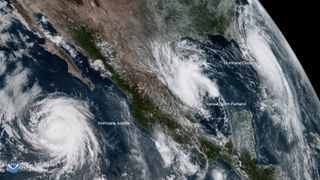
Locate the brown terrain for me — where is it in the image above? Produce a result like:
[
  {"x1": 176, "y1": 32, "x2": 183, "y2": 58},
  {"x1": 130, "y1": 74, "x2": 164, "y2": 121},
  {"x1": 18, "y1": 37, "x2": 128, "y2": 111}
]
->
[
  {"x1": 7, "y1": 2, "x2": 279, "y2": 178},
  {"x1": 12, "y1": 0, "x2": 182, "y2": 120},
  {"x1": 12, "y1": 0, "x2": 95, "y2": 89}
]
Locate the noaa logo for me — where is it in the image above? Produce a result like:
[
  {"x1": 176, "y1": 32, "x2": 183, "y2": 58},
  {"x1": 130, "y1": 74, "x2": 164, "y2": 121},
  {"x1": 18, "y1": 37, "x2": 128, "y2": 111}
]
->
[{"x1": 6, "y1": 159, "x2": 20, "y2": 174}]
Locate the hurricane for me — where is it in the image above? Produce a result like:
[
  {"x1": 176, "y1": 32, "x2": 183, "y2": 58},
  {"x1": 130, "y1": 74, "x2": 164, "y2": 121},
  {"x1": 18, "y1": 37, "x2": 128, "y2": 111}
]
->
[
  {"x1": 1, "y1": 0, "x2": 320, "y2": 179},
  {"x1": 20, "y1": 95, "x2": 101, "y2": 175},
  {"x1": 0, "y1": 2, "x2": 105, "y2": 178}
]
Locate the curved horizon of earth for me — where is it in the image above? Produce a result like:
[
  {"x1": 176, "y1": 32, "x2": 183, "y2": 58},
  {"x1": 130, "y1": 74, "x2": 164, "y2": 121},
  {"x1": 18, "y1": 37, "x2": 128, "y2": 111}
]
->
[{"x1": 0, "y1": 0, "x2": 319, "y2": 179}]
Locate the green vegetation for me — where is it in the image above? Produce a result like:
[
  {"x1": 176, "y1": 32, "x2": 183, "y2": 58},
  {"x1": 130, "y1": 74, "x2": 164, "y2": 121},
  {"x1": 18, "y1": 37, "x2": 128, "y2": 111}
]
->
[
  {"x1": 177, "y1": 0, "x2": 192, "y2": 6},
  {"x1": 199, "y1": 137, "x2": 222, "y2": 159},
  {"x1": 197, "y1": 138, "x2": 275, "y2": 180},
  {"x1": 164, "y1": 8, "x2": 178, "y2": 25},
  {"x1": 225, "y1": 140, "x2": 235, "y2": 154},
  {"x1": 130, "y1": 87, "x2": 181, "y2": 130},
  {"x1": 66, "y1": 19, "x2": 275, "y2": 180},
  {"x1": 170, "y1": 130, "x2": 192, "y2": 146},
  {"x1": 196, "y1": 137, "x2": 233, "y2": 165},
  {"x1": 191, "y1": 148, "x2": 206, "y2": 162},
  {"x1": 190, "y1": 2, "x2": 229, "y2": 35},
  {"x1": 69, "y1": 25, "x2": 104, "y2": 60},
  {"x1": 66, "y1": 20, "x2": 229, "y2": 163},
  {"x1": 156, "y1": 0, "x2": 234, "y2": 35},
  {"x1": 67, "y1": 22, "x2": 182, "y2": 132},
  {"x1": 240, "y1": 150, "x2": 275, "y2": 180}
]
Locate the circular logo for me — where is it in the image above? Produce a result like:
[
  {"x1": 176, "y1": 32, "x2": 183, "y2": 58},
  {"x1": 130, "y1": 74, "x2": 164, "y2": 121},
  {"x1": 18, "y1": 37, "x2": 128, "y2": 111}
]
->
[{"x1": 6, "y1": 159, "x2": 20, "y2": 174}]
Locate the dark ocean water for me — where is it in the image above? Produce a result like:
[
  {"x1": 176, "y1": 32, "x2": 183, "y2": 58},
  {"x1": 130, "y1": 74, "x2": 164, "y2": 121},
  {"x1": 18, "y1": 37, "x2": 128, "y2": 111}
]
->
[
  {"x1": 0, "y1": 2, "x2": 242, "y2": 178},
  {"x1": 2, "y1": 0, "x2": 319, "y2": 179},
  {"x1": 0, "y1": 1, "x2": 165, "y2": 179}
]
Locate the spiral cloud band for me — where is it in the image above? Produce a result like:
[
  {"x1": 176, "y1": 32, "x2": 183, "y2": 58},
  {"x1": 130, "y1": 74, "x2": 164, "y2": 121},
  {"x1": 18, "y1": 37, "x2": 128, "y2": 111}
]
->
[{"x1": 16, "y1": 95, "x2": 102, "y2": 177}]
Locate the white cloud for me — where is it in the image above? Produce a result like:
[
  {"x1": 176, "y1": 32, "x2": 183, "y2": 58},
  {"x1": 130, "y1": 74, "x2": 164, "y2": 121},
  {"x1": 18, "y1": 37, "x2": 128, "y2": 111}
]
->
[
  {"x1": 237, "y1": 0, "x2": 317, "y2": 179},
  {"x1": 0, "y1": 64, "x2": 41, "y2": 121},
  {"x1": 154, "y1": 130, "x2": 200, "y2": 177},
  {"x1": 152, "y1": 40, "x2": 219, "y2": 112},
  {"x1": 211, "y1": 168, "x2": 226, "y2": 180}
]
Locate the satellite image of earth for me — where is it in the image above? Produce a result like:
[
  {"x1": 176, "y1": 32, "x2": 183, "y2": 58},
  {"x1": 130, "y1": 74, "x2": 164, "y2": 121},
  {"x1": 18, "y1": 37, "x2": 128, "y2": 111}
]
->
[{"x1": 0, "y1": 0, "x2": 319, "y2": 179}]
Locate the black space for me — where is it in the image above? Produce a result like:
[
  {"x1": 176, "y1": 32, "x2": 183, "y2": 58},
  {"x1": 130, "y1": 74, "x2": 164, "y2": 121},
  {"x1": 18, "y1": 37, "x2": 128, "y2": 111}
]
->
[{"x1": 258, "y1": 0, "x2": 319, "y2": 97}]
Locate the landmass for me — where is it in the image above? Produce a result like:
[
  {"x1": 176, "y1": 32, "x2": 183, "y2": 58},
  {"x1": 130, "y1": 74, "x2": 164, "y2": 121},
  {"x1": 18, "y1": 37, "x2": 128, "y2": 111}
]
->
[{"x1": 11, "y1": 0, "x2": 275, "y2": 179}]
